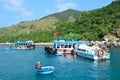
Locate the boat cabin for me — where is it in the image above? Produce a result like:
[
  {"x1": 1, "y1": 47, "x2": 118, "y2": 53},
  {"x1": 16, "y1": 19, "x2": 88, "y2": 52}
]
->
[{"x1": 11, "y1": 41, "x2": 35, "y2": 50}]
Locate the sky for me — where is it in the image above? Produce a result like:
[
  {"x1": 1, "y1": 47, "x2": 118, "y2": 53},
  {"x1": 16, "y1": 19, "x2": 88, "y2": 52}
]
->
[{"x1": 0, "y1": 0, "x2": 113, "y2": 28}]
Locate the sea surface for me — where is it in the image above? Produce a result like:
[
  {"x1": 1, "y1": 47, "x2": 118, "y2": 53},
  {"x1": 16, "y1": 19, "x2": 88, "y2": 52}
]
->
[{"x1": 0, "y1": 45, "x2": 120, "y2": 80}]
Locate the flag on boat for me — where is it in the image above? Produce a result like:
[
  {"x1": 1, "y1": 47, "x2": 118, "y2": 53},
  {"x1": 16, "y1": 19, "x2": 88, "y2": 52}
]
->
[{"x1": 55, "y1": 31, "x2": 59, "y2": 35}]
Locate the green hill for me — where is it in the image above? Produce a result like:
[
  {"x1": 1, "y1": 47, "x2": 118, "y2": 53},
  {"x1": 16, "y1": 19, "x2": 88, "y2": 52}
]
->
[
  {"x1": 0, "y1": 0, "x2": 120, "y2": 42},
  {"x1": 41, "y1": 9, "x2": 81, "y2": 22},
  {"x1": 0, "y1": 9, "x2": 81, "y2": 42},
  {"x1": 56, "y1": 1, "x2": 120, "y2": 41}
]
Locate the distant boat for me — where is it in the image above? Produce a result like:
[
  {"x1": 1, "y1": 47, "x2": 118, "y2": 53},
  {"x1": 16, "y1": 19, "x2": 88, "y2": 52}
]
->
[
  {"x1": 10, "y1": 41, "x2": 35, "y2": 50},
  {"x1": 37, "y1": 66, "x2": 55, "y2": 74},
  {"x1": 75, "y1": 44, "x2": 110, "y2": 60}
]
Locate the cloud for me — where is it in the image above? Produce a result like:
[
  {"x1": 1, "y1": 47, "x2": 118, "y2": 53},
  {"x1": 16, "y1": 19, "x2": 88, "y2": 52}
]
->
[
  {"x1": 55, "y1": 0, "x2": 75, "y2": 11},
  {"x1": 57, "y1": 2, "x2": 75, "y2": 11},
  {"x1": 3, "y1": 0, "x2": 34, "y2": 18}
]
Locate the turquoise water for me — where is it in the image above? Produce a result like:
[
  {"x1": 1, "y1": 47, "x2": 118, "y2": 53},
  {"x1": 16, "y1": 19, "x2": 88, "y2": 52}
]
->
[{"x1": 0, "y1": 45, "x2": 120, "y2": 80}]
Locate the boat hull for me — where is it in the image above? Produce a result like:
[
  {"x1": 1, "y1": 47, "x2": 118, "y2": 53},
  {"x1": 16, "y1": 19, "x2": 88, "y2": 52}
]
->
[
  {"x1": 11, "y1": 47, "x2": 35, "y2": 50},
  {"x1": 37, "y1": 66, "x2": 55, "y2": 74},
  {"x1": 76, "y1": 51, "x2": 110, "y2": 60},
  {"x1": 76, "y1": 52, "x2": 95, "y2": 60},
  {"x1": 55, "y1": 51, "x2": 63, "y2": 56}
]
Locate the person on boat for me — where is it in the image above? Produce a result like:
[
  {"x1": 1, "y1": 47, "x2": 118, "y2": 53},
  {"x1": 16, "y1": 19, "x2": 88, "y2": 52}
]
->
[{"x1": 35, "y1": 61, "x2": 41, "y2": 71}]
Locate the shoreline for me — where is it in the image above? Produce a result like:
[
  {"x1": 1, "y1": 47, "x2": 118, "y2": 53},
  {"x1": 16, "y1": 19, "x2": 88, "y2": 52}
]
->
[
  {"x1": 0, "y1": 40, "x2": 120, "y2": 47},
  {"x1": 0, "y1": 42, "x2": 52, "y2": 46},
  {"x1": 34, "y1": 43, "x2": 52, "y2": 46}
]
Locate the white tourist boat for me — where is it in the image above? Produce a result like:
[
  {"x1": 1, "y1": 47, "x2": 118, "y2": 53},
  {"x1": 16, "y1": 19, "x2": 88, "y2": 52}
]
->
[{"x1": 75, "y1": 44, "x2": 110, "y2": 60}]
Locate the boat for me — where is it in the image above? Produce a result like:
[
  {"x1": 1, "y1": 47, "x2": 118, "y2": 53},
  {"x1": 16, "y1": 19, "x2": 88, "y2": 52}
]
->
[
  {"x1": 75, "y1": 44, "x2": 110, "y2": 60},
  {"x1": 45, "y1": 40, "x2": 89, "y2": 56},
  {"x1": 45, "y1": 35, "x2": 75, "y2": 55},
  {"x1": 45, "y1": 34, "x2": 90, "y2": 55},
  {"x1": 45, "y1": 39, "x2": 89, "y2": 56},
  {"x1": 51, "y1": 40, "x2": 77, "y2": 54},
  {"x1": 10, "y1": 41, "x2": 35, "y2": 50},
  {"x1": 37, "y1": 66, "x2": 55, "y2": 74}
]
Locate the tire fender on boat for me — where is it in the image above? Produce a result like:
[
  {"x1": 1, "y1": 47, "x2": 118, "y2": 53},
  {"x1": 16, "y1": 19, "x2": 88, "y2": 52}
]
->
[{"x1": 97, "y1": 48, "x2": 104, "y2": 57}]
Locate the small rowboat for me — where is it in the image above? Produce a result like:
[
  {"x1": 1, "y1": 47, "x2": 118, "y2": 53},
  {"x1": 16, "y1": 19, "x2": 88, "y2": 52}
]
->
[{"x1": 37, "y1": 66, "x2": 55, "y2": 74}]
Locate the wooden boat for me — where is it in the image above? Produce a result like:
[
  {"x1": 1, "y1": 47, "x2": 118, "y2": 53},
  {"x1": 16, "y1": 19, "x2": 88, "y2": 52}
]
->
[
  {"x1": 45, "y1": 35, "x2": 89, "y2": 55},
  {"x1": 37, "y1": 66, "x2": 55, "y2": 74}
]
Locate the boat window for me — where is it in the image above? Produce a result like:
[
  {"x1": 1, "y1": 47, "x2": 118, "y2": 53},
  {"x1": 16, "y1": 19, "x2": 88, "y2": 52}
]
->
[
  {"x1": 61, "y1": 45, "x2": 65, "y2": 48},
  {"x1": 65, "y1": 45, "x2": 69, "y2": 48},
  {"x1": 57, "y1": 44, "x2": 60, "y2": 48},
  {"x1": 69, "y1": 45, "x2": 71, "y2": 48},
  {"x1": 73, "y1": 44, "x2": 76, "y2": 49},
  {"x1": 78, "y1": 49, "x2": 86, "y2": 52},
  {"x1": 65, "y1": 45, "x2": 67, "y2": 48},
  {"x1": 53, "y1": 44, "x2": 56, "y2": 48}
]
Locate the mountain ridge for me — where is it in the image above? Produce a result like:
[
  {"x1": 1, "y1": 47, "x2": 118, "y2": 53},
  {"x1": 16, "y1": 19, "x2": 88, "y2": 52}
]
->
[
  {"x1": 0, "y1": 9, "x2": 81, "y2": 42},
  {"x1": 0, "y1": 0, "x2": 120, "y2": 42}
]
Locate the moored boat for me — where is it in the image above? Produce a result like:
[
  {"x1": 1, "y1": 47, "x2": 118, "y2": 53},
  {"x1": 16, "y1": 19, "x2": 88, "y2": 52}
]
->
[
  {"x1": 75, "y1": 44, "x2": 110, "y2": 60},
  {"x1": 37, "y1": 66, "x2": 55, "y2": 74},
  {"x1": 45, "y1": 35, "x2": 89, "y2": 55},
  {"x1": 10, "y1": 41, "x2": 35, "y2": 50},
  {"x1": 45, "y1": 40, "x2": 88, "y2": 55}
]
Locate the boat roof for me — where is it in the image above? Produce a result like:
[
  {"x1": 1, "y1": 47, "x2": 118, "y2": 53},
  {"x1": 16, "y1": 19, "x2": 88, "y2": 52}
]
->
[
  {"x1": 53, "y1": 40, "x2": 89, "y2": 45},
  {"x1": 53, "y1": 35, "x2": 89, "y2": 45},
  {"x1": 12, "y1": 41, "x2": 33, "y2": 45},
  {"x1": 78, "y1": 44, "x2": 99, "y2": 50}
]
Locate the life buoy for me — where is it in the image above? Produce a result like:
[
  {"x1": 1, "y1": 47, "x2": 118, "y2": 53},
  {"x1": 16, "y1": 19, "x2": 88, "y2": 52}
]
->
[{"x1": 97, "y1": 48, "x2": 104, "y2": 57}]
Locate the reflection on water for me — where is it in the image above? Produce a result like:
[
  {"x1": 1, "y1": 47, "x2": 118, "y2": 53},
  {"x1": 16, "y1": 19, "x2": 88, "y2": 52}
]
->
[
  {"x1": 56, "y1": 54, "x2": 77, "y2": 62},
  {"x1": 35, "y1": 72, "x2": 56, "y2": 80},
  {"x1": 93, "y1": 60, "x2": 110, "y2": 67},
  {"x1": 89, "y1": 60, "x2": 110, "y2": 80}
]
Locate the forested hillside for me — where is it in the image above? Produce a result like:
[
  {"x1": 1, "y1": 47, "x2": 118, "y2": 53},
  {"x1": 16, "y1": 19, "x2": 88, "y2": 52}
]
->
[
  {"x1": 0, "y1": 0, "x2": 119, "y2": 42},
  {"x1": 56, "y1": 1, "x2": 120, "y2": 41},
  {"x1": 0, "y1": 9, "x2": 80, "y2": 42}
]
